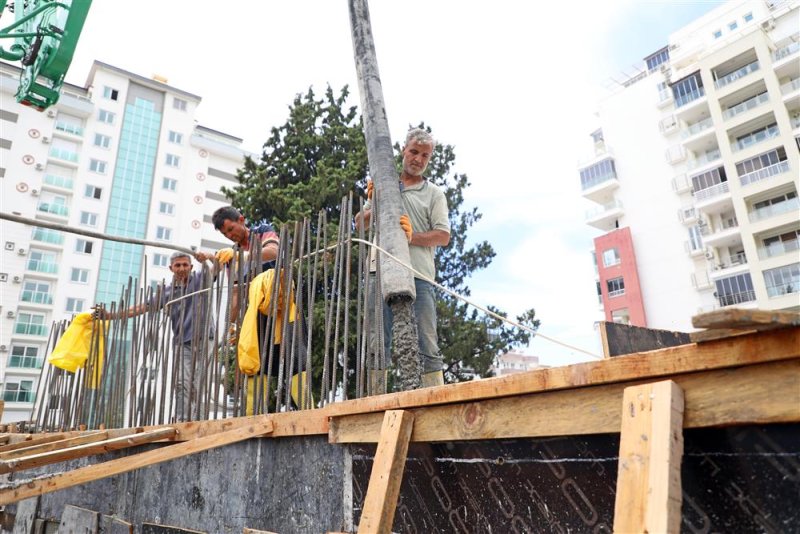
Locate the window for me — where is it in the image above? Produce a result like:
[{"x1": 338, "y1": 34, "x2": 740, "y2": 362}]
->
[
  {"x1": 735, "y1": 147, "x2": 787, "y2": 181},
  {"x1": 75, "y1": 239, "x2": 94, "y2": 254},
  {"x1": 715, "y1": 273, "x2": 755, "y2": 306},
  {"x1": 611, "y1": 309, "x2": 630, "y2": 325},
  {"x1": 14, "y1": 312, "x2": 47, "y2": 336},
  {"x1": 607, "y1": 277, "x2": 625, "y2": 297},
  {"x1": 3, "y1": 380, "x2": 35, "y2": 403},
  {"x1": 80, "y1": 211, "x2": 98, "y2": 227},
  {"x1": 645, "y1": 47, "x2": 670, "y2": 72},
  {"x1": 159, "y1": 201, "x2": 175, "y2": 215},
  {"x1": 162, "y1": 177, "x2": 177, "y2": 191},
  {"x1": 602, "y1": 248, "x2": 621, "y2": 267},
  {"x1": 153, "y1": 253, "x2": 169, "y2": 267},
  {"x1": 168, "y1": 131, "x2": 183, "y2": 144},
  {"x1": 156, "y1": 226, "x2": 172, "y2": 241},
  {"x1": 89, "y1": 159, "x2": 108, "y2": 174},
  {"x1": 70, "y1": 268, "x2": 89, "y2": 283},
  {"x1": 93, "y1": 133, "x2": 111, "y2": 149},
  {"x1": 691, "y1": 166, "x2": 727, "y2": 192},
  {"x1": 579, "y1": 158, "x2": 617, "y2": 190},
  {"x1": 713, "y1": 29, "x2": 722, "y2": 39},
  {"x1": 743, "y1": 12, "x2": 753, "y2": 22},
  {"x1": 728, "y1": 21, "x2": 738, "y2": 31},
  {"x1": 21, "y1": 280, "x2": 51, "y2": 304},
  {"x1": 165, "y1": 154, "x2": 180, "y2": 167},
  {"x1": 27, "y1": 249, "x2": 57, "y2": 274},
  {"x1": 98, "y1": 109, "x2": 115, "y2": 124},
  {"x1": 763, "y1": 263, "x2": 800, "y2": 297},
  {"x1": 102, "y1": 86, "x2": 119, "y2": 100},
  {"x1": 9, "y1": 345, "x2": 41, "y2": 369},
  {"x1": 84, "y1": 185, "x2": 102, "y2": 199},
  {"x1": 65, "y1": 297, "x2": 85, "y2": 313},
  {"x1": 173, "y1": 97, "x2": 187, "y2": 111},
  {"x1": 671, "y1": 72, "x2": 704, "y2": 107}
]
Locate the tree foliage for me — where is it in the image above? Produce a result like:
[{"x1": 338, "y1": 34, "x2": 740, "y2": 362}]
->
[{"x1": 223, "y1": 86, "x2": 539, "y2": 384}]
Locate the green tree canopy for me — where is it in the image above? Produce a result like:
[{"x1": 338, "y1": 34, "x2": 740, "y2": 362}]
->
[{"x1": 223, "y1": 85, "x2": 539, "y2": 383}]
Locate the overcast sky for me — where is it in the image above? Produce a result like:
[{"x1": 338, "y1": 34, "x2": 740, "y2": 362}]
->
[{"x1": 64, "y1": 0, "x2": 724, "y2": 366}]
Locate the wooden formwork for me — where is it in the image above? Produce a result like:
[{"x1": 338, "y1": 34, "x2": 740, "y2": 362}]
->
[{"x1": 0, "y1": 309, "x2": 797, "y2": 532}]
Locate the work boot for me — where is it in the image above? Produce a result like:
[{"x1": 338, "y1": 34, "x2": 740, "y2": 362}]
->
[
  {"x1": 367, "y1": 369, "x2": 388, "y2": 395},
  {"x1": 421, "y1": 370, "x2": 444, "y2": 388},
  {"x1": 290, "y1": 371, "x2": 315, "y2": 409}
]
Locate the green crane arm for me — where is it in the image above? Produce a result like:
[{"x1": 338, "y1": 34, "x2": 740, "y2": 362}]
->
[{"x1": 0, "y1": 0, "x2": 92, "y2": 110}]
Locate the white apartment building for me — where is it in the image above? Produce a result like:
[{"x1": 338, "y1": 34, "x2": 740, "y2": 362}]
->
[
  {"x1": 492, "y1": 351, "x2": 542, "y2": 377},
  {"x1": 580, "y1": 0, "x2": 800, "y2": 332},
  {"x1": 0, "y1": 60, "x2": 248, "y2": 423}
]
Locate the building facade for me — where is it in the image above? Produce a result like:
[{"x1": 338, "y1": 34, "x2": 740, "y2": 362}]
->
[
  {"x1": 0, "y1": 61, "x2": 248, "y2": 423},
  {"x1": 580, "y1": 0, "x2": 799, "y2": 331}
]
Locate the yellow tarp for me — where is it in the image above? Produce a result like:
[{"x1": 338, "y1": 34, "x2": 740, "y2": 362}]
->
[{"x1": 47, "y1": 313, "x2": 106, "y2": 388}]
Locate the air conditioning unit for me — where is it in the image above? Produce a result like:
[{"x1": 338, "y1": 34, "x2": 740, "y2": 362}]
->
[
  {"x1": 12, "y1": 276, "x2": 22, "y2": 283},
  {"x1": 30, "y1": 188, "x2": 39, "y2": 196},
  {"x1": 6, "y1": 310, "x2": 16, "y2": 318},
  {"x1": 705, "y1": 250, "x2": 715, "y2": 260},
  {"x1": 34, "y1": 163, "x2": 44, "y2": 171},
  {"x1": 0, "y1": 345, "x2": 7, "y2": 352},
  {"x1": 761, "y1": 19, "x2": 776, "y2": 31},
  {"x1": 17, "y1": 248, "x2": 27, "y2": 256},
  {"x1": 41, "y1": 136, "x2": 50, "y2": 144},
  {"x1": 46, "y1": 109, "x2": 56, "y2": 118}
]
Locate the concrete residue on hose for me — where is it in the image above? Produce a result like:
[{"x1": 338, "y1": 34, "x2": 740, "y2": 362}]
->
[{"x1": 389, "y1": 296, "x2": 421, "y2": 391}]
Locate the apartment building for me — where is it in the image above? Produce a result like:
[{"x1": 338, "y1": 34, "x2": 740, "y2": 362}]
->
[
  {"x1": 580, "y1": 0, "x2": 799, "y2": 332},
  {"x1": 0, "y1": 61, "x2": 248, "y2": 423},
  {"x1": 492, "y1": 351, "x2": 542, "y2": 377}
]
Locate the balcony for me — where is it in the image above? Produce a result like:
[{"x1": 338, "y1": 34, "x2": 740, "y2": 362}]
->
[
  {"x1": 54, "y1": 121, "x2": 84, "y2": 137},
  {"x1": 710, "y1": 252, "x2": 748, "y2": 272},
  {"x1": 714, "y1": 61, "x2": 759, "y2": 90},
  {"x1": 780, "y1": 78, "x2": 800, "y2": 97},
  {"x1": 678, "y1": 206, "x2": 698, "y2": 224},
  {"x1": 687, "y1": 149, "x2": 721, "y2": 171},
  {"x1": 731, "y1": 124, "x2": 779, "y2": 153},
  {"x1": 693, "y1": 181, "x2": 729, "y2": 202},
  {"x1": 665, "y1": 145, "x2": 687, "y2": 165},
  {"x1": 585, "y1": 200, "x2": 624, "y2": 231},
  {"x1": 14, "y1": 323, "x2": 48, "y2": 336},
  {"x1": 773, "y1": 41, "x2": 800, "y2": 63},
  {"x1": 691, "y1": 270, "x2": 713, "y2": 290},
  {"x1": 26, "y1": 258, "x2": 58, "y2": 274},
  {"x1": 767, "y1": 281, "x2": 799, "y2": 298},
  {"x1": 749, "y1": 197, "x2": 799, "y2": 222},
  {"x1": 580, "y1": 172, "x2": 619, "y2": 202},
  {"x1": 20, "y1": 290, "x2": 54, "y2": 305},
  {"x1": 682, "y1": 117, "x2": 714, "y2": 138},
  {"x1": 657, "y1": 87, "x2": 673, "y2": 108},
  {"x1": 31, "y1": 228, "x2": 64, "y2": 245},
  {"x1": 685, "y1": 241, "x2": 707, "y2": 258},
  {"x1": 675, "y1": 87, "x2": 705, "y2": 108},
  {"x1": 36, "y1": 201, "x2": 69, "y2": 218},
  {"x1": 672, "y1": 173, "x2": 692, "y2": 194},
  {"x1": 48, "y1": 147, "x2": 79, "y2": 163},
  {"x1": 739, "y1": 160, "x2": 790, "y2": 187},
  {"x1": 42, "y1": 174, "x2": 74, "y2": 191},
  {"x1": 608, "y1": 288, "x2": 625, "y2": 298},
  {"x1": 701, "y1": 220, "x2": 741, "y2": 248},
  {"x1": 722, "y1": 92, "x2": 769, "y2": 121},
  {"x1": 717, "y1": 289, "x2": 756, "y2": 307},
  {"x1": 758, "y1": 241, "x2": 799, "y2": 260}
]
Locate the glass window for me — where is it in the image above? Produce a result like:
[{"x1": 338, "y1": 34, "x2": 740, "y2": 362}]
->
[
  {"x1": 98, "y1": 109, "x2": 115, "y2": 124},
  {"x1": 21, "y1": 280, "x2": 51, "y2": 304},
  {"x1": 168, "y1": 131, "x2": 183, "y2": 144},
  {"x1": 728, "y1": 21, "x2": 738, "y2": 31},
  {"x1": 607, "y1": 277, "x2": 625, "y2": 297},
  {"x1": 743, "y1": 12, "x2": 753, "y2": 22},
  {"x1": 3, "y1": 380, "x2": 35, "y2": 403},
  {"x1": 165, "y1": 154, "x2": 180, "y2": 167},
  {"x1": 602, "y1": 248, "x2": 621, "y2": 267},
  {"x1": 763, "y1": 263, "x2": 800, "y2": 297},
  {"x1": 714, "y1": 273, "x2": 755, "y2": 306},
  {"x1": 713, "y1": 29, "x2": 722, "y2": 39},
  {"x1": 14, "y1": 312, "x2": 47, "y2": 336},
  {"x1": 70, "y1": 268, "x2": 89, "y2": 283},
  {"x1": 162, "y1": 177, "x2": 177, "y2": 191},
  {"x1": 691, "y1": 166, "x2": 727, "y2": 192},
  {"x1": 84, "y1": 185, "x2": 102, "y2": 199},
  {"x1": 159, "y1": 202, "x2": 175, "y2": 215},
  {"x1": 153, "y1": 253, "x2": 169, "y2": 267},
  {"x1": 93, "y1": 133, "x2": 111, "y2": 148},
  {"x1": 75, "y1": 239, "x2": 94, "y2": 254},
  {"x1": 645, "y1": 47, "x2": 670, "y2": 72},
  {"x1": 65, "y1": 297, "x2": 85, "y2": 313},
  {"x1": 156, "y1": 226, "x2": 172, "y2": 241},
  {"x1": 102, "y1": 86, "x2": 119, "y2": 100},
  {"x1": 173, "y1": 98, "x2": 187, "y2": 111},
  {"x1": 80, "y1": 211, "x2": 98, "y2": 227},
  {"x1": 89, "y1": 159, "x2": 107, "y2": 174},
  {"x1": 9, "y1": 345, "x2": 41, "y2": 369}
]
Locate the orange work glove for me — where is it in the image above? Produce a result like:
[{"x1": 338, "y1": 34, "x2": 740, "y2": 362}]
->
[
  {"x1": 366, "y1": 180, "x2": 374, "y2": 200},
  {"x1": 216, "y1": 247, "x2": 235, "y2": 264},
  {"x1": 400, "y1": 215, "x2": 413, "y2": 243}
]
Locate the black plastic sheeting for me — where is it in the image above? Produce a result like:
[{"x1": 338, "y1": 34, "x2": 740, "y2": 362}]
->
[{"x1": 352, "y1": 424, "x2": 800, "y2": 533}]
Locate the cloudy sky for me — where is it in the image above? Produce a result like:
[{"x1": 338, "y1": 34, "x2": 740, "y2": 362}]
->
[{"x1": 64, "y1": 0, "x2": 724, "y2": 366}]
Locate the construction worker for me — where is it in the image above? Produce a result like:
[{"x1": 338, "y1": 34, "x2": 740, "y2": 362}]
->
[
  {"x1": 195, "y1": 206, "x2": 279, "y2": 270},
  {"x1": 94, "y1": 252, "x2": 215, "y2": 422},
  {"x1": 355, "y1": 128, "x2": 451, "y2": 389}
]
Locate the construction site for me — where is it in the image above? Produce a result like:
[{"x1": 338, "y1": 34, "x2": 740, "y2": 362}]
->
[{"x1": 0, "y1": 0, "x2": 799, "y2": 533}]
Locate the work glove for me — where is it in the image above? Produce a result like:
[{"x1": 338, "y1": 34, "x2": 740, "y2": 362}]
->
[
  {"x1": 366, "y1": 180, "x2": 374, "y2": 200},
  {"x1": 216, "y1": 247, "x2": 235, "y2": 264},
  {"x1": 227, "y1": 322, "x2": 238, "y2": 345},
  {"x1": 400, "y1": 215, "x2": 413, "y2": 243}
]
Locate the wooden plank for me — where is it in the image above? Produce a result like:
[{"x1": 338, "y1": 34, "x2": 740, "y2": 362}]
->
[
  {"x1": 613, "y1": 381, "x2": 684, "y2": 534},
  {"x1": 11, "y1": 496, "x2": 38, "y2": 534},
  {"x1": 242, "y1": 529, "x2": 278, "y2": 534},
  {"x1": 0, "y1": 418, "x2": 273, "y2": 504},
  {"x1": 57, "y1": 505, "x2": 99, "y2": 533},
  {"x1": 596, "y1": 321, "x2": 691, "y2": 357},
  {"x1": 689, "y1": 327, "x2": 756, "y2": 343},
  {"x1": 141, "y1": 525, "x2": 206, "y2": 534},
  {"x1": 358, "y1": 410, "x2": 414, "y2": 534},
  {"x1": 692, "y1": 308, "x2": 800, "y2": 330},
  {"x1": 0, "y1": 432, "x2": 108, "y2": 460},
  {"x1": 329, "y1": 358, "x2": 800, "y2": 443},
  {"x1": 0, "y1": 428, "x2": 177, "y2": 475},
  {"x1": 0, "y1": 435, "x2": 41, "y2": 453},
  {"x1": 325, "y1": 327, "x2": 800, "y2": 418},
  {"x1": 100, "y1": 515, "x2": 133, "y2": 534}
]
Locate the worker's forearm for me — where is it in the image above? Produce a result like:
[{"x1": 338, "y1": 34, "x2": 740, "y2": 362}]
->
[
  {"x1": 410, "y1": 230, "x2": 450, "y2": 248},
  {"x1": 354, "y1": 209, "x2": 371, "y2": 231}
]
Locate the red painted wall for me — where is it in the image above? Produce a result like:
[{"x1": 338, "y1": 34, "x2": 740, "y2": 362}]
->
[{"x1": 594, "y1": 227, "x2": 647, "y2": 327}]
